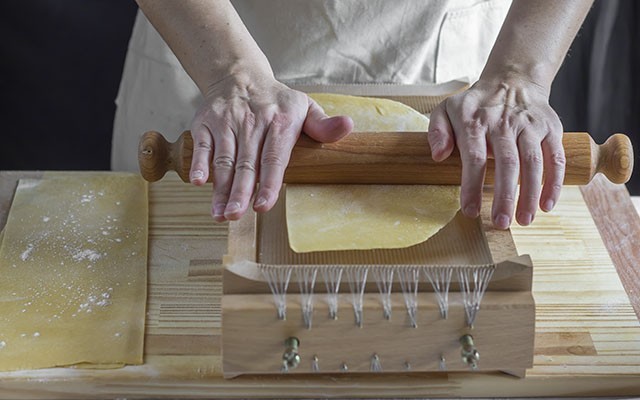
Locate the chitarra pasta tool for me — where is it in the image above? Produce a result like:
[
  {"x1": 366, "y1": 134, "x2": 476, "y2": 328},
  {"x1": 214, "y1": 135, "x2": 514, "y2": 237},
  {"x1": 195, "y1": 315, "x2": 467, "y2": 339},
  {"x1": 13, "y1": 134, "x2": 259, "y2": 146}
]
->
[{"x1": 139, "y1": 112, "x2": 632, "y2": 378}]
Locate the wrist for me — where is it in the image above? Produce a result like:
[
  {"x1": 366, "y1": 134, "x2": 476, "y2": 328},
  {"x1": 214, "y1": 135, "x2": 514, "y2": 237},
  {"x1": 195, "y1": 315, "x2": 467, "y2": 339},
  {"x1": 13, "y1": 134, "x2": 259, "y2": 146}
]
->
[
  {"x1": 201, "y1": 57, "x2": 275, "y2": 95},
  {"x1": 478, "y1": 64, "x2": 554, "y2": 97},
  {"x1": 202, "y1": 63, "x2": 277, "y2": 98}
]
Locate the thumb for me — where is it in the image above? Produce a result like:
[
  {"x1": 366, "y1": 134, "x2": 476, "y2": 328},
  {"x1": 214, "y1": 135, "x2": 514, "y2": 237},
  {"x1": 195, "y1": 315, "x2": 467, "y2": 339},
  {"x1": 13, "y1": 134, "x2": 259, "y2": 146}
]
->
[
  {"x1": 302, "y1": 98, "x2": 353, "y2": 143},
  {"x1": 427, "y1": 101, "x2": 455, "y2": 162}
]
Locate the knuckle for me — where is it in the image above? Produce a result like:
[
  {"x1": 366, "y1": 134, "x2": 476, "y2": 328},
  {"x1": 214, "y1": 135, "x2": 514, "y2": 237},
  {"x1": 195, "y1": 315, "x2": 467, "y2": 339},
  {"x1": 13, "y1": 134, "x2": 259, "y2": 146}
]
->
[
  {"x1": 429, "y1": 139, "x2": 445, "y2": 151},
  {"x1": 213, "y1": 155, "x2": 235, "y2": 170},
  {"x1": 261, "y1": 151, "x2": 286, "y2": 167},
  {"x1": 270, "y1": 112, "x2": 293, "y2": 128},
  {"x1": 492, "y1": 125, "x2": 516, "y2": 139},
  {"x1": 229, "y1": 189, "x2": 252, "y2": 201},
  {"x1": 462, "y1": 118, "x2": 483, "y2": 133},
  {"x1": 427, "y1": 128, "x2": 442, "y2": 138},
  {"x1": 194, "y1": 140, "x2": 213, "y2": 151},
  {"x1": 499, "y1": 152, "x2": 519, "y2": 167},
  {"x1": 524, "y1": 112, "x2": 536, "y2": 124},
  {"x1": 520, "y1": 192, "x2": 540, "y2": 203},
  {"x1": 243, "y1": 112, "x2": 257, "y2": 129},
  {"x1": 464, "y1": 150, "x2": 487, "y2": 167},
  {"x1": 235, "y1": 159, "x2": 257, "y2": 172},
  {"x1": 549, "y1": 183, "x2": 563, "y2": 193},
  {"x1": 428, "y1": 128, "x2": 447, "y2": 142},
  {"x1": 522, "y1": 150, "x2": 543, "y2": 167},
  {"x1": 497, "y1": 117, "x2": 510, "y2": 130},
  {"x1": 496, "y1": 191, "x2": 516, "y2": 203},
  {"x1": 550, "y1": 151, "x2": 566, "y2": 168},
  {"x1": 213, "y1": 188, "x2": 230, "y2": 200}
]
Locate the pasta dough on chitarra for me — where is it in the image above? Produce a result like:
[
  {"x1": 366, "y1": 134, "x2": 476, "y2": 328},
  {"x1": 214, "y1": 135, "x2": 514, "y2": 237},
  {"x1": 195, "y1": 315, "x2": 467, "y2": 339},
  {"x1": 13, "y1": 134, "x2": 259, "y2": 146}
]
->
[
  {"x1": 0, "y1": 173, "x2": 147, "y2": 371},
  {"x1": 286, "y1": 93, "x2": 460, "y2": 253}
]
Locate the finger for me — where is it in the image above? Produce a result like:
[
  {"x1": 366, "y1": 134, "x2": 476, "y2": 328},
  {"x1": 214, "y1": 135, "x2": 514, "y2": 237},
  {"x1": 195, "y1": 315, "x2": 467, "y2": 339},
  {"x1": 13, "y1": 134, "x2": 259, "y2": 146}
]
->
[
  {"x1": 489, "y1": 123, "x2": 520, "y2": 230},
  {"x1": 224, "y1": 113, "x2": 264, "y2": 220},
  {"x1": 189, "y1": 121, "x2": 214, "y2": 186},
  {"x1": 210, "y1": 128, "x2": 237, "y2": 222},
  {"x1": 515, "y1": 130, "x2": 543, "y2": 226},
  {"x1": 540, "y1": 131, "x2": 566, "y2": 212},
  {"x1": 254, "y1": 115, "x2": 302, "y2": 212},
  {"x1": 457, "y1": 115, "x2": 487, "y2": 219},
  {"x1": 427, "y1": 102, "x2": 455, "y2": 161},
  {"x1": 303, "y1": 98, "x2": 353, "y2": 143}
]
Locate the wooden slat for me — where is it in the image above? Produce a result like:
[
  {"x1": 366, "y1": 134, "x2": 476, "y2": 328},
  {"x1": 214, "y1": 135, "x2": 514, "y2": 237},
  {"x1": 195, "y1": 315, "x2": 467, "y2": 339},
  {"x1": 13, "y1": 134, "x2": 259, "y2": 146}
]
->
[{"x1": 580, "y1": 174, "x2": 640, "y2": 319}]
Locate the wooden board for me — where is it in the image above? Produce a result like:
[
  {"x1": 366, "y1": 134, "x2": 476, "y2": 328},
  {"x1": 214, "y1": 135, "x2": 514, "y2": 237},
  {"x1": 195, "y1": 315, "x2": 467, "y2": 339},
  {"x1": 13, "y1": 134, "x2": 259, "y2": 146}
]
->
[{"x1": 0, "y1": 171, "x2": 639, "y2": 398}]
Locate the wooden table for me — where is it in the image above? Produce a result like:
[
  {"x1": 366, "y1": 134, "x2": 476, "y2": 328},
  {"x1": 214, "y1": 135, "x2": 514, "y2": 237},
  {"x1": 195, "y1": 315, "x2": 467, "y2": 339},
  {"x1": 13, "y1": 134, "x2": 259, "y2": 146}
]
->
[{"x1": 0, "y1": 171, "x2": 639, "y2": 398}]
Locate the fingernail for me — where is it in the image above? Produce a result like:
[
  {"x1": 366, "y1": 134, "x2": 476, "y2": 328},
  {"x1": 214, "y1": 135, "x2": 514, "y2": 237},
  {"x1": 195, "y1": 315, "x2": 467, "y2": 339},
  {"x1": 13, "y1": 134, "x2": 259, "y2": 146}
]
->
[
  {"x1": 543, "y1": 200, "x2": 555, "y2": 212},
  {"x1": 191, "y1": 170, "x2": 204, "y2": 181},
  {"x1": 254, "y1": 197, "x2": 267, "y2": 208},
  {"x1": 225, "y1": 202, "x2": 240, "y2": 214},
  {"x1": 518, "y1": 212, "x2": 532, "y2": 226},
  {"x1": 495, "y1": 214, "x2": 511, "y2": 229},
  {"x1": 464, "y1": 203, "x2": 479, "y2": 218},
  {"x1": 213, "y1": 203, "x2": 226, "y2": 217}
]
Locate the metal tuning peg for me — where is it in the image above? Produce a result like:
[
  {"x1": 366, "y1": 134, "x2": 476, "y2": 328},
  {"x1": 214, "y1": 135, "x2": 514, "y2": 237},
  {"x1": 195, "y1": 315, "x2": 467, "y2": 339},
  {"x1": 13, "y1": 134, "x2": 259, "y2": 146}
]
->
[
  {"x1": 439, "y1": 354, "x2": 447, "y2": 371},
  {"x1": 282, "y1": 337, "x2": 301, "y2": 372},
  {"x1": 459, "y1": 334, "x2": 479, "y2": 370}
]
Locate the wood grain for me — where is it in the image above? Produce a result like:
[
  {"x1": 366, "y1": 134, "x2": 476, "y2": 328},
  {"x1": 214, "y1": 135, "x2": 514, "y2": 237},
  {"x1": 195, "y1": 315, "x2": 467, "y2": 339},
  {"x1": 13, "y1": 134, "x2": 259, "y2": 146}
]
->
[
  {"x1": 0, "y1": 172, "x2": 639, "y2": 398},
  {"x1": 222, "y1": 292, "x2": 535, "y2": 377},
  {"x1": 138, "y1": 131, "x2": 633, "y2": 186},
  {"x1": 580, "y1": 174, "x2": 640, "y2": 319}
]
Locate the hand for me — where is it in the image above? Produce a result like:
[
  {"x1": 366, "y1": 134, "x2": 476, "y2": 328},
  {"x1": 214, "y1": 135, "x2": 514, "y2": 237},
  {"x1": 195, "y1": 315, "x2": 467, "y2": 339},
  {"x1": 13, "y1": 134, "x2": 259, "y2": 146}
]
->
[
  {"x1": 189, "y1": 73, "x2": 353, "y2": 222},
  {"x1": 427, "y1": 76, "x2": 566, "y2": 229}
]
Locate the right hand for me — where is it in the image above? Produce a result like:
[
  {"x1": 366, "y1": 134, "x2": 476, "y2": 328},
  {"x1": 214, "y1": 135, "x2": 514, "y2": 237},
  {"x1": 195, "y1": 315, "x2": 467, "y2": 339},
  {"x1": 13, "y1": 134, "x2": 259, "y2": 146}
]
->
[
  {"x1": 189, "y1": 72, "x2": 353, "y2": 222},
  {"x1": 427, "y1": 76, "x2": 565, "y2": 229}
]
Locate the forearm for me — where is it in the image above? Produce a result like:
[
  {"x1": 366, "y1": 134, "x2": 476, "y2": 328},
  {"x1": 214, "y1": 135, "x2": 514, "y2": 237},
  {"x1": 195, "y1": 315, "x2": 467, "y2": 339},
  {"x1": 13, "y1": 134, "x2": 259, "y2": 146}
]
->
[
  {"x1": 135, "y1": 0, "x2": 272, "y2": 94},
  {"x1": 481, "y1": 0, "x2": 593, "y2": 92}
]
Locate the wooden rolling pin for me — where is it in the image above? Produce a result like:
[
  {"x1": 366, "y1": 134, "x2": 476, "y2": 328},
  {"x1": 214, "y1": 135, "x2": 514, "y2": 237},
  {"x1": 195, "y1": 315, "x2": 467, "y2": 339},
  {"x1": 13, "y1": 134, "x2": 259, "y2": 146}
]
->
[{"x1": 138, "y1": 131, "x2": 633, "y2": 185}]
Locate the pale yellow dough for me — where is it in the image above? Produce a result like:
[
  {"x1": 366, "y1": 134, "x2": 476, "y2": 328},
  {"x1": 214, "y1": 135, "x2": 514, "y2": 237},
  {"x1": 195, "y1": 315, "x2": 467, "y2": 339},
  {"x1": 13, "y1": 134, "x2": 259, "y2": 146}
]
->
[
  {"x1": 308, "y1": 93, "x2": 430, "y2": 131},
  {"x1": 0, "y1": 173, "x2": 147, "y2": 371},
  {"x1": 287, "y1": 93, "x2": 459, "y2": 253}
]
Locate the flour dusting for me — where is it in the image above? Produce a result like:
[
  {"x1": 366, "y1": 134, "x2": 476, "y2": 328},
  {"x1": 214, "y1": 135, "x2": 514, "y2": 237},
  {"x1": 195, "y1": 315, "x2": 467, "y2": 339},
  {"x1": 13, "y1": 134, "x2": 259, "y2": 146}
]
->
[
  {"x1": 80, "y1": 194, "x2": 95, "y2": 203},
  {"x1": 72, "y1": 249, "x2": 101, "y2": 262},
  {"x1": 20, "y1": 244, "x2": 34, "y2": 261},
  {"x1": 77, "y1": 291, "x2": 112, "y2": 313}
]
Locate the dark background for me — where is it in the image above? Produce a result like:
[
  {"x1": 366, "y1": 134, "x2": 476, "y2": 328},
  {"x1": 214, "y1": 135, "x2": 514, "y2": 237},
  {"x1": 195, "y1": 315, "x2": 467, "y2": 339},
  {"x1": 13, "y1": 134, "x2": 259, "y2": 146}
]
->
[{"x1": 1, "y1": 0, "x2": 638, "y2": 194}]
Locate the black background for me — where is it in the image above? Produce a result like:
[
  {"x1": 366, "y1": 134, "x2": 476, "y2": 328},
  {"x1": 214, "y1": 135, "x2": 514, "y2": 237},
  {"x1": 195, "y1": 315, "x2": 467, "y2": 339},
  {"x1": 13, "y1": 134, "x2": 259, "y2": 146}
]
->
[{"x1": 1, "y1": 0, "x2": 638, "y2": 194}]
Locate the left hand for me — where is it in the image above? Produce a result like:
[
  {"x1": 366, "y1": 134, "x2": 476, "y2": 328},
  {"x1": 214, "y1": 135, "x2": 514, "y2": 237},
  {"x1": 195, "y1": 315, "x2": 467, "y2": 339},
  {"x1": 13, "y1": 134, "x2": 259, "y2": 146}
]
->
[{"x1": 427, "y1": 76, "x2": 566, "y2": 229}]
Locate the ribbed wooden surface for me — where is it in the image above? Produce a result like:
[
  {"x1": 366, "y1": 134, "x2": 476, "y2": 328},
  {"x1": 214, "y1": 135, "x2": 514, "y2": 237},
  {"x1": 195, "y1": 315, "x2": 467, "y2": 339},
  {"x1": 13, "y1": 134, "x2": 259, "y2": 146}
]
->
[{"x1": 0, "y1": 172, "x2": 639, "y2": 398}]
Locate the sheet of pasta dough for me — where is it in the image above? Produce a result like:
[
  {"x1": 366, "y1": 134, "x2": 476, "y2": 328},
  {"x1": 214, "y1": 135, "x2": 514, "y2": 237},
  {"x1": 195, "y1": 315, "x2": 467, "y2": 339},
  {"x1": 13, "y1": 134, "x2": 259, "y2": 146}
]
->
[
  {"x1": 0, "y1": 173, "x2": 147, "y2": 371},
  {"x1": 287, "y1": 93, "x2": 459, "y2": 253}
]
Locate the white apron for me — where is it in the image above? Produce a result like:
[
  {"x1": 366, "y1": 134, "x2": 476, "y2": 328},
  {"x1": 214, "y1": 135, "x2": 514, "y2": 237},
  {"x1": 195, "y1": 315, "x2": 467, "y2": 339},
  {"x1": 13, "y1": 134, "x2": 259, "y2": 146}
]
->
[{"x1": 112, "y1": 0, "x2": 511, "y2": 171}]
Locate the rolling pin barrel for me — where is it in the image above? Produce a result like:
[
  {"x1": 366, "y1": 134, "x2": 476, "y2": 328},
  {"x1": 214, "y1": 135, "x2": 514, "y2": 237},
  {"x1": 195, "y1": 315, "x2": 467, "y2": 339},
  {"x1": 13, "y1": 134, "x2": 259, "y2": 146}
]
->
[{"x1": 138, "y1": 131, "x2": 633, "y2": 186}]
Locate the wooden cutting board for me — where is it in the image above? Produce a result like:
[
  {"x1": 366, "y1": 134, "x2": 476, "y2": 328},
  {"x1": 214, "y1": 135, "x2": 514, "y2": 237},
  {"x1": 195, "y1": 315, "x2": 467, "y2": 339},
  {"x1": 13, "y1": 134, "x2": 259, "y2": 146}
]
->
[{"x1": 0, "y1": 171, "x2": 639, "y2": 398}]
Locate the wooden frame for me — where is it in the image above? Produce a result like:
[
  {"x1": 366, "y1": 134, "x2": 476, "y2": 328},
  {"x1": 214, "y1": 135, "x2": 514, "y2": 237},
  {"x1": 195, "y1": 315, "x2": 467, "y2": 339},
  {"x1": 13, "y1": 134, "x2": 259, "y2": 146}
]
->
[{"x1": 222, "y1": 189, "x2": 534, "y2": 378}]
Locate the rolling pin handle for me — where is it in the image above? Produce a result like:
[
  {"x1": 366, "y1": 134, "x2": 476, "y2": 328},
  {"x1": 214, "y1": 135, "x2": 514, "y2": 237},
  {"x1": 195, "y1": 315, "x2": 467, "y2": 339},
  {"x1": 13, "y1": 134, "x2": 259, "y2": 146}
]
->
[
  {"x1": 593, "y1": 133, "x2": 634, "y2": 185},
  {"x1": 138, "y1": 130, "x2": 204, "y2": 183},
  {"x1": 138, "y1": 131, "x2": 169, "y2": 182}
]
